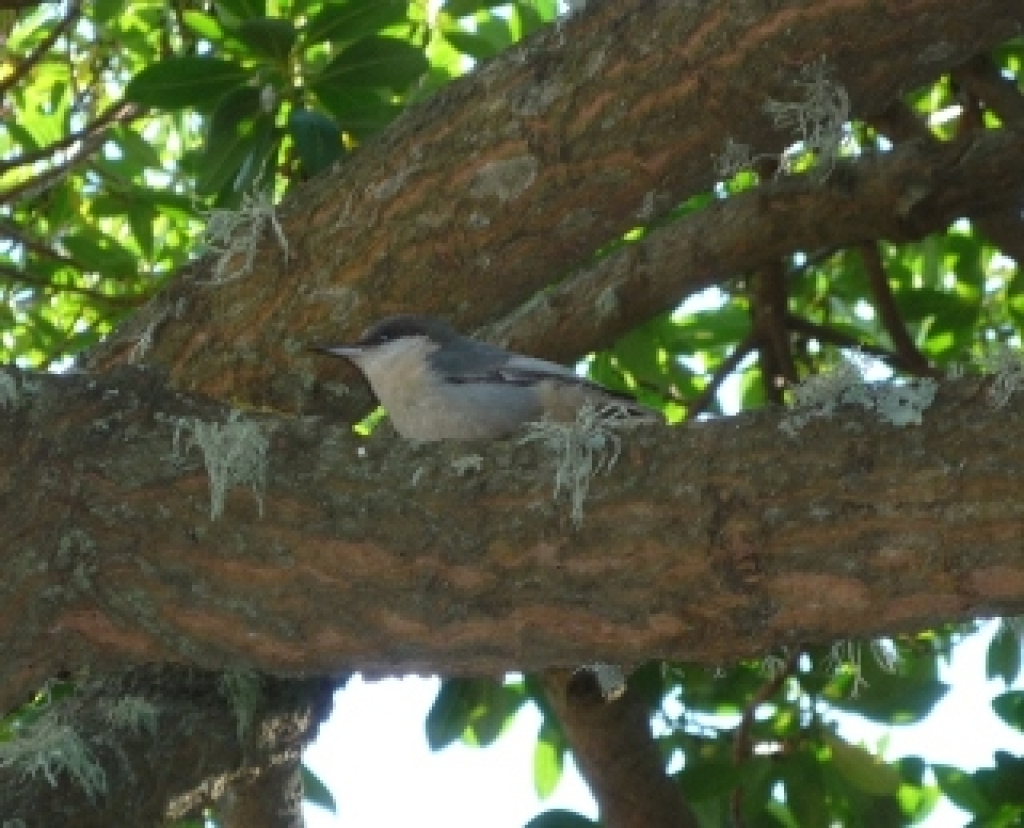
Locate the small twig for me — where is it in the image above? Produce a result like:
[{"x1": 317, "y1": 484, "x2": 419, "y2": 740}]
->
[
  {"x1": 750, "y1": 262, "x2": 797, "y2": 404},
  {"x1": 0, "y1": 262, "x2": 149, "y2": 307},
  {"x1": 785, "y1": 314, "x2": 943, "y2": 378},
  {"x1": 686, "y1": 332, "x2": 757, "y2": 419},
  {"x1": 0, "y1": 104, "x2": 142, "y2": 205},
  {"x1": 0, "y1": 219, "x2": 81, "y2": 267},
  {"x1": 0, "y1": 0, "x2": 83, "y2": 98},
  {"x1": 870, "y1": 99, "x2": 933, "y2": 144},
  {"x1": 0, "y1": 101, "x2": 143, "y2": 175},
  {"x1": 954, "y1": 54, "x2": 1024, "y2": 129},
  {"x1": 730, "y1": 648, "x2": 802, "y2": 828},
  {"x1": 858, "y1": 242, "x2": 934, "y2": 376}
]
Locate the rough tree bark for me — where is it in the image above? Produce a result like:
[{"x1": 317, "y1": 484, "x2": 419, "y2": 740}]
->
[
  {"x1": 2, "y1": 366, "x2": 1023, "y2": 713},
  {"x1": 3, "y1": 0, "x2": 1023, "y2": 825}
]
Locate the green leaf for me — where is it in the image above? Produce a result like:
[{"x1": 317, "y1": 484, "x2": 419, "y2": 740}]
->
[
  {"x1": 522, "y1": 810, "x2": 599, "y2": 828},
  {"x1": 824, "y1": 645, "x2": 949, "y2": 725},
  {"x1": 676, "y1": 757, "x2": 743, "y2": 802},
  {"x1": 442, "y1": 0, "x2": 510, "y2": 16},
  {"x1": 514, "y1": 3, "x2": 551, "y2": 36},
  {"x1": 933, "y1": 764, "x2": 993, "y2": 817},
  {"x1": 669, "y1": 305, "x2": 752, "y2": 352},
  {"x1": 533, "y1": 721, "x2": 565, "y2": 799},
  {"x1": 424, "y1": 678, "x2": 525, "y2": 751},
  {"x1": 108, "y1": 125, "x2": 163, "y2": 170},
  {"x1": 197, "y1": 113, "x2": 276, "y2": 195},
  {"x1": 443, "y1": 28, "x2": 503, "y2": 60},
  {"x1": 209, "y1": 85, "x2": 265, "y2": 136},
  {"x1": 988, "y1": 628, "x2": 1022, "y2": 686},
  {"x1": 475, "y1": 13, "x2": 515, "y2": 53},
  {"x1": 182, "y1": 10, "x2": 226, "y2": 41},
  {"x1": 215, "y1": 0, "x2": 266, "y2": 22},
  {"x1": 301, "y1": 762, "x2": 337, "y2": 814},
  {"x1": 91, "y1": 0, "x2": 123, "y2": 25},
  {"x1": 61, "y1": 233, "x2": 136, "y2": 277},
  {"x1": 304, "y1": 0, "x2": 410, "y2": 47},
  {"x1": 236, "y1": 17, "x2": 298, "y2": 63},
  {"x1": 993, "y1": 691, "x2": 1024, "y2": 732},
  {"x1": 425, "y1": 678, "x2": 477, "y2": 751},
  {"x1": 522, "y1": 0, "x2": 559, "y2": 23},
  {"x1": 315, "y1": 36, "x2": 428, "y2": 91},
  {"x1": 311, "y1": 86, "x2": 403, "y2": 139},
  {"x1": 125, "y1": 57, "x2": 249, "y2": 110},
  {"x1": 821, "y1": 730, "x2": 901, "y2": 796},
  {"x1": 288, "y1": 109, "x2": 343, "y2": 176},
  {"x1": 129, "y1": 207, "x2": 157, "y2": 259}
]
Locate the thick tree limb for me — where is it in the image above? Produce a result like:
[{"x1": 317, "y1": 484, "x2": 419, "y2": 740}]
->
[
  {"x1": 488, "y1": 128, "x2": 1024, "y2": 364},
  {"x1": 84, "y1": 0, "x2": 1024, "y2": 411},
  {"x1": 0, "y1": 665, "x2": 334, "y2": 828},
  {"x1": 543, "y1": 670, "x2": 700, "y2": 828},
  {"x1": 2, "y1": 366, "x2": 1024, "y2": 715}
]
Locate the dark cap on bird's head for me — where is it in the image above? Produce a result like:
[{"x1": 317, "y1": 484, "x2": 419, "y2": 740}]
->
[{"x1": 309, "y1": 314, "x2": 458, "y2": 360}]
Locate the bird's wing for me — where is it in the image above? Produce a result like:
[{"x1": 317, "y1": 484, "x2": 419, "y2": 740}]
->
[
  {"x1": 432, "y1": 337, "x2": 661, "y2": 422},
  {"x1": 430, "y1": 338, "x2": 581, "y2": 384}
]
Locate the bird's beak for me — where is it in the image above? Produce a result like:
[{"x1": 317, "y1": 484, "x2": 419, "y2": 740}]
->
[{"x1": 308, "y1": 345, "x2": 363, "y2": 359}]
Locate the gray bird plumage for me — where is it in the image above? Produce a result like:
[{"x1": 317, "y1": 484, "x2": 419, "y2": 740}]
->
[{"x1": 311, "y1": 314, "x2": 662, "y2": 440}]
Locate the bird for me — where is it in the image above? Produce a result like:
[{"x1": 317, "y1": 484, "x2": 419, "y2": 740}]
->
[{"x1": 309, "y1": 314, "x2": 662, "y2": 441}]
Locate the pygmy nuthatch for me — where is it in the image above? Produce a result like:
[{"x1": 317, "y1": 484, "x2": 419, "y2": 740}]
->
[{"x1": 311, "y1": 314, "x2": 662, "y2": 440}]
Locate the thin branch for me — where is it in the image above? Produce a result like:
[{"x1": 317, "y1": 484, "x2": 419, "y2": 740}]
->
[
  {"x1": 485, "y1": 128, "x2": 1024, "y2": 386},
  {"x1": 0, "y1": 218, "x2": 80, "y2": 267},
  {"x1": 785, "y1": 313, "x2": 943, "y2": 378},
  {"x1": 686, "y1": 332, "x2": 757, "y2": 419},
  {"x1": 0, "y1": 101, "x2": 144, "y2": 175},
  {"x1": 731, "y1": 649, "x2": 802, "y2": 828},
  {"x1": 0, "y1": 262, "x2": 149, "y2": 307},
  {"x1": 0, "y1": 0, "x2": 82, "y2": 98},
  {"x1": 0, "y1": 103, "x2": 142, "y2": 205},
  {"x1": 750, "y1": 262, "x2": 797, "y2": 404},
  {"x1": 955, "y1": 53, "x2": 1024, "y2": 128},
  {"x1": 858, "y1": 242, "x2": 934, "y2": 376},
  {"x1": 870, "y1": 82, "x2": 1024, "y2": 265}
]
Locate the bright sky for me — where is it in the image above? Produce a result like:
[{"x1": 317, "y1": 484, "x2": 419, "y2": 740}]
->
[{"x1": 302, "y1": 622, "x2": 1024, "y2": 827}]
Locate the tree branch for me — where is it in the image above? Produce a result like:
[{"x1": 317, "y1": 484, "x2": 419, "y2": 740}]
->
[
  {"x1": 858, "y1": 242, "x2": 935, "y2": 376},
  {"x1": 542, "y1": 670, "x2": 700, "y2": 828},
  {"x1": 785, "y1": 314, "x2": 943, "y2": 377},
  {"x1": 0, "y1": 262, "x2": 149, "y2": 307},
  {"x1": 0, "y1": 104, "x2": 142, "y2": 205},
  {"x1": 82, "y1": 0, "x2": 1024, "y2": 412},
  {"x1": 1, "y1": 365, "x2": 1023, "y2": 714},
  {"x1": 487, "y1": 127, "x2": 1024, "y2": 370},
  {"x1": 955, "y1": 54, "x2": 1024, "y2": 128},
  {"x1": 687, "y1": 332, "x2": 758, "y2": 419},
  {"x1": 0, "y1": 0, "x2": 82, "y2": 98},
  {"x1": 749, "y1": 262, "x2": 797, "y2": 404},
  {"x1": 0, "y1": 664, "x2": 335, "y2": 828},
  {"x1": 731, "y1": 649, "x2": 801, "y2": 827},
  {"x1": 0, "y1": 101, "x2": 144, "y2": 175}
]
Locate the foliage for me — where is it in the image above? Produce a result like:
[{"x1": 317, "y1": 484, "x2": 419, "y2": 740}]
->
[{"x1": 2, "y1": 0, "x2": 1024, "y2": 826}]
